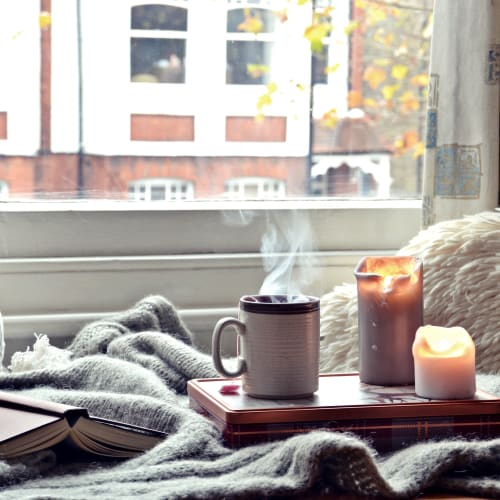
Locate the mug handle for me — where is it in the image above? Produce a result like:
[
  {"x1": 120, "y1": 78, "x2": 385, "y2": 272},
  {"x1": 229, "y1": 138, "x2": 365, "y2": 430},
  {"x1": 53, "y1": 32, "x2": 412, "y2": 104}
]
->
[{"x1": 212, "y1": 317, "x2": 247, "y2": 378}]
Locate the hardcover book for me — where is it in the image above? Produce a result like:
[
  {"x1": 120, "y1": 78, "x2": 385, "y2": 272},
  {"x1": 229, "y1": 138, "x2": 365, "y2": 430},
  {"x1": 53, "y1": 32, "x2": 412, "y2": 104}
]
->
[
  {"x1": 187, "y1": 373, "x2": 500, "y2": 452},
  {"x1": 0, "y1": 391, "x2": 166, "y2": 459}
]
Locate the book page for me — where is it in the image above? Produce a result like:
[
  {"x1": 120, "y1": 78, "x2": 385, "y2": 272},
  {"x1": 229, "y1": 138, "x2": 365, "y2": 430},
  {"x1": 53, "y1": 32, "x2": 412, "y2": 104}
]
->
[
  {"x1": 0, "y1": 406, "x2": 70, "y2": 458},
  {"x1": 73, "y1": 417, "x2": 164, "y2": 457}
]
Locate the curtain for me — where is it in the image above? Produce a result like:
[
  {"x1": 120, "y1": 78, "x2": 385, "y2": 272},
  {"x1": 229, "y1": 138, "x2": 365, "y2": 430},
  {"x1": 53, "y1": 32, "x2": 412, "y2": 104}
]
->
[{"x1": 422, "y1": 0, "x2": 500, "y2": 228}]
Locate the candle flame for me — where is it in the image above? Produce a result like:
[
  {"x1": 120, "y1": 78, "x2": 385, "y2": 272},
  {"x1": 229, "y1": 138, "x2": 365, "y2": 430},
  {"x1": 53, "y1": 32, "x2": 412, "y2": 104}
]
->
[
  {"x1": 383, "y1": 276, "x2": 393, "y2": 288},
  {"x1": 361, "y1": 256, "x2": 420, "y2": 285}
]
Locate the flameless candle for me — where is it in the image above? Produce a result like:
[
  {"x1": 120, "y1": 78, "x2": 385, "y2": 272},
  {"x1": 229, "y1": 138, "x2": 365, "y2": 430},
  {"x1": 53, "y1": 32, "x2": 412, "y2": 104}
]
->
[
  {"x1": 355, "y1": 256, "x2": 423, "y2": 386},
  {"x1": 412, "y1": 325, "x2": 476, "y2": 400}
]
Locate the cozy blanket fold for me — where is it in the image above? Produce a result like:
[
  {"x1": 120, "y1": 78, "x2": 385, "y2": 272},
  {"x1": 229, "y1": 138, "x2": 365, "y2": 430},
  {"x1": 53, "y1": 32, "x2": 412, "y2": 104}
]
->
[{"x1": 0, "y1": 295, "x2": 498, "y2": 499}]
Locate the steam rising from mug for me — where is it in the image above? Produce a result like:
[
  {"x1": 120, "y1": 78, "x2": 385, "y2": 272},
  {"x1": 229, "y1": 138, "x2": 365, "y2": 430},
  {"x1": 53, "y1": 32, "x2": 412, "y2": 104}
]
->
[{"x1": 259, "y1": 210, "x2": 317, "y2": 302}]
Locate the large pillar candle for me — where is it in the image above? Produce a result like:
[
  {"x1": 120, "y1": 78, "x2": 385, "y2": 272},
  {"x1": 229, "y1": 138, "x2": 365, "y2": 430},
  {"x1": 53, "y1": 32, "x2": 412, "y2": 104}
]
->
[
  {"x1": 355, "y1": 256, "x2": 423, "y2": 385},
  {"x1": 412, "y1": 325, "x2": 476, "y2": 400}
]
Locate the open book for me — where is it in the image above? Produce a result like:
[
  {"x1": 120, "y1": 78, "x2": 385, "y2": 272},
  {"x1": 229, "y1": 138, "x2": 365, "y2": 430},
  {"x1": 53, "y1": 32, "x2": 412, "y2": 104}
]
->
[{"x1": 0, "y1": 391, "x2": 166, "y2": 459}]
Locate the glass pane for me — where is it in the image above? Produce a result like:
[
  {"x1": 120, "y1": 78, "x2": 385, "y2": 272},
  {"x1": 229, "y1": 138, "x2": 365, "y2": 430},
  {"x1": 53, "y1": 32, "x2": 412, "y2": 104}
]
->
[
  {"x1": 227, "y1": 8, "x2": 276, "y2": 33},
  {"x1": 131, "y1": 38, "x2": 185, "y2": 82},
  {"x1": 151, "y1": 185, "x2": 166, "y2": 200},
  {"x1": 312, "y1": 45, "x2": 328, "y2": 85},
  {"x1": 226, "y1": 41, "x2": 272, "y2": 85},
  {"x1": 131, "y1": 5, "x2": 187, "y2": 31}
]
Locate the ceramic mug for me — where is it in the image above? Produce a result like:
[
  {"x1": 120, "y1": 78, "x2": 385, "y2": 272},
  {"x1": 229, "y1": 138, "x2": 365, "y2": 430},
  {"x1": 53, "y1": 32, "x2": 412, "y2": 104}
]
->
[{"x1": 212, "y1": 294, "x2": 320, "y2": 399}]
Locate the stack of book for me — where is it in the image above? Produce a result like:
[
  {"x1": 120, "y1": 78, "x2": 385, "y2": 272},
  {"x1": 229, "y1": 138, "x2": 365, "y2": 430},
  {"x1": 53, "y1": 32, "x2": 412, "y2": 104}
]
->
[{"x1": 188, "y1": 373, "x2": 500, "y2": 452}]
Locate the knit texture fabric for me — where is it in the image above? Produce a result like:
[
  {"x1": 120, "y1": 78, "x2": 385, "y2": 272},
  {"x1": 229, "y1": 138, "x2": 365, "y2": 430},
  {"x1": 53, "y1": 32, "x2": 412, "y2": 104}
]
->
[{"x1": 0, "y1": 295, "x2": 498, "y2": 499}]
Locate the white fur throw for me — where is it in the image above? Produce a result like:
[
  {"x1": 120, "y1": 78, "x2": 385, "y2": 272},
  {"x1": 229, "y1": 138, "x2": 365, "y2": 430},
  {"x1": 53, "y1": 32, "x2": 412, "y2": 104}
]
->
[{"x1": 319, "y1": 211, "x2": 500, "y2": 374}]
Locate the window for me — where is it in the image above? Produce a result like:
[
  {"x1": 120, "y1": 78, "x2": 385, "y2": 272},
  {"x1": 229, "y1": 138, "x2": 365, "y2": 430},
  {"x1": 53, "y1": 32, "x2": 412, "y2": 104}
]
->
[
  {"x1": 226, "y1": 7, "x2": 277, "y2": 85},
  {"x1": 0, "y1": 181, "x2": 9, "y2": 200},
  {"x1": 131, "y1": 4, "x2": 187, "y2": 83},
  {"x1": 128, "y1": 178, "x2": 194, "y2": 200},
  {"x1": 224, "y1": 176, "x2": 286, "y2": 198},
  {"x1": 0, "y1": 1, "x2": 430, "y2": 353}
]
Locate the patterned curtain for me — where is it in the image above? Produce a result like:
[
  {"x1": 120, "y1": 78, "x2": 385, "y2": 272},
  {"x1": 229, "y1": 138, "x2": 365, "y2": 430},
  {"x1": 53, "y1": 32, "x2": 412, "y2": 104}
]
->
[{"x1": 422, "y1": 0, "x2": 500, "y2": 228}]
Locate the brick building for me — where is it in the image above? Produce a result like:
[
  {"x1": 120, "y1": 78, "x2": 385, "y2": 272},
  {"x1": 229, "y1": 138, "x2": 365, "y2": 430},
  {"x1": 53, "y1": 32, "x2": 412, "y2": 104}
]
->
[{"x1": 0, "y1": 1, "x2": 391, "y2": 201}]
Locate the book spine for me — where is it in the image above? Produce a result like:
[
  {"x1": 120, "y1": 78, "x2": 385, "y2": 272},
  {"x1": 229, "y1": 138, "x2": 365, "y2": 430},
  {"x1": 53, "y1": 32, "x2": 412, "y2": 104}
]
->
[{"x1": 221, "y1": 415, "x2": 500, "y2": 452}]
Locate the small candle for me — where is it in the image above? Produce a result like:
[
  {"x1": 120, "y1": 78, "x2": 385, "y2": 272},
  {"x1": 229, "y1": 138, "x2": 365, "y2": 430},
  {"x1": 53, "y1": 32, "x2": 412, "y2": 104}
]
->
[
  {"x1": 355, "y1": 256, "x2": 423, "y2": 386},
  {"x1": 412, "y1": 325, "x2": 476, "y2": 400}
]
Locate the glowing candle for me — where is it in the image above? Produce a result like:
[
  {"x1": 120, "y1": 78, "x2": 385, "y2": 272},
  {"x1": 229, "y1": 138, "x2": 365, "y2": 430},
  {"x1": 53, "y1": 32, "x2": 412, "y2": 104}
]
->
[
  {"x1": 412, "y1": 325, "x2": 476, "y2": 400},
  {"x1": 355, "y1": 256, "x2": 423, "y2": 385}
]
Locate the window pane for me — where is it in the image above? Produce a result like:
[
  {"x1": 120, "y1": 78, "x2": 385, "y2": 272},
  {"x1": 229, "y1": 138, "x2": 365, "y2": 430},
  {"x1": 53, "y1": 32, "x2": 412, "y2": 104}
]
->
[
  {"x1": 131, "y1": 5, "x2": 187, "y2": 31},
  {"x1": 131, "y1": 38, "x2": 185, "y2": 83},
  {"x1": 227, "y1": 8, "x2": 276, "y2": 33},
  {"x1": 226, "y1": 41, "x2": 272, "y2": 85}
]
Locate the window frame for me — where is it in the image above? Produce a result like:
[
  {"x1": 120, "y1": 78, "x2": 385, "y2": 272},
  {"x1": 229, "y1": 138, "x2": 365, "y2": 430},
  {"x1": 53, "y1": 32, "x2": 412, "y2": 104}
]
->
[{"x1": 0, "y1": 200, "x2": 422, "y2": 354}]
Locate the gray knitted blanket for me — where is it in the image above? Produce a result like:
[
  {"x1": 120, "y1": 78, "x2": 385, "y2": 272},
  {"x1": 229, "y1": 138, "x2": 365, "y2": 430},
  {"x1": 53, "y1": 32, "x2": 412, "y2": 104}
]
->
[{"x1": 0, "y1": 295, "x2": 498, "y2": 499}]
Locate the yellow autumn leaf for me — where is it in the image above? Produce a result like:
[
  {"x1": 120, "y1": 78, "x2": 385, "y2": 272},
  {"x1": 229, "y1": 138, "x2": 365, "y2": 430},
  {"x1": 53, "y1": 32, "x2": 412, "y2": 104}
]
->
[
  {"x1": 321, "y1": 108, "x2": 338, "y2": 128},
  {"x1": 366, "y1": 7, "x2": 387, "y2": 25},
  {"x1": 413, "y1": 141, "x2": 425, "y2": 158},
  {"x1": 347, "y1": 90, "x2": 363, "y2": 108},
  {"x1": 393, "y1": 137, "x2": 405, "y2": 155},
  {"x1": 344, "y1": 21, "x2": 359, "y2": 36},
  {"x1": 255, "y1": 112, "x2": 265, "y2": 123},
  {"x1": 363, "y1": 97, "x2": 378, "y2": 108},
  {"x1": 304, "y1": 22, "x2": 332, "y2": 53},
  {"x1": 374, "y1": 30, "x2": 394, "y2": 47},
  {"x1": 247, "y1": 64, "x2": 269, "y2": 78},
  {"x1": 237, "y1": 11, "x2": 263, "y2": 34},
  {"x1": 391, "y1": 65, "x2": 408, "y2": 80},
  {"x1": 402, "y1": 130, "x2": 419, "y2": 148},
  {"x1": 39, "y1": 11, "x2": 51, "y2": 30},
  {"x1": 266, "y1": 82, "x2": 278, "y2": 93},
  {"x1": 410, "y1": 73, "x2": 429, "y2": 87},
  {"x1": 382, "y1": 84, "x2": 399, "y2": 101},
  {"x1": 257, "y1": 93, "x2": 272, "y2": 110},
  {"x1": 399, "y1": 91, "x2": 420, "y2": 112},
  {"x1": 373, "y1": 58, "x2": 390, "y2": 67},
  {"x1": 363, "y1": 66, "x2": 386, "y2": 90},
  {"x1": 324, "y1": 63, "x2": 340, "y2": 74},
  {"x1": 319, "y1": 7, "x2": 335, "y2": 20}
]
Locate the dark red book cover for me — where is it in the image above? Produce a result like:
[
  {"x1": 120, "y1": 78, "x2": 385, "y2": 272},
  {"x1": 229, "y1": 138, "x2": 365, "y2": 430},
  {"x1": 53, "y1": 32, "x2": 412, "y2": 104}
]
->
[{"x1": 187, "y1": 373, "x2": 500, "y2": 452}]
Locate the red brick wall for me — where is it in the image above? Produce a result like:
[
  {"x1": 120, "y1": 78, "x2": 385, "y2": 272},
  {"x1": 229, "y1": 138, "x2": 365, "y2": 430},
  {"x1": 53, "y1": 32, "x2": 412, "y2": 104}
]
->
[
  {"x1": 0, "y1": 154, "x2": 308, "y2": 199},
  {"x1": 84, "y1": 155, "x2": 307, "y2": 198},
  {"x1": 40, "y1": 0, "x2": 51, "y2": 151},
  {"x1": 226, "y1": 117, "x2": 286, "y2": 142},
  {"x1": 131, "y1": 115, "x2": 195, "y2": 141},
  {"x1": 349, "y1": 0, "x2": 364, "y2": 98},
  {"x1": 0, "y1": 154, "x2": 79, "y2": 196},
  {"x1": 0, "y1": 112, "x2": 7, "y2": 139}
]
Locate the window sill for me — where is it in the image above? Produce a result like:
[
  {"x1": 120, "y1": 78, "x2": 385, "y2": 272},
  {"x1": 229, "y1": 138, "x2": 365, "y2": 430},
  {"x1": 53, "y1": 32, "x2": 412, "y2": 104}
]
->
[{"x1": 0, "y1": 199, "x2": 422, "y2": 350}]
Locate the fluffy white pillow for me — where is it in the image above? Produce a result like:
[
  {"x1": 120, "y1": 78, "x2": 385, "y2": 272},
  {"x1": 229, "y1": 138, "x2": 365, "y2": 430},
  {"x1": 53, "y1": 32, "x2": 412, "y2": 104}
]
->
[{"x1": 319, "y1": 211, "x2": 500, "y2": 374}]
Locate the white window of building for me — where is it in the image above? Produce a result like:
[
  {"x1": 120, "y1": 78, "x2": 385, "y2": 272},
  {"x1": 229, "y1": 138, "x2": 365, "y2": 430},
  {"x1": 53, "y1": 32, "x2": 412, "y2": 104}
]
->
[
  {"x1": 131, "y1": 4, "x2": 187, "y2": 84},
  {"x1": 226, "y1": 6, "x2": 277, "y2": 85},
  {"x1": 224, "y1": 177, "x2": 286, "y2": 199},
  {"x1": 128, "y1": 178, "x2": 194, "y2": 200},
  {"x1": 0, "y1": 181, "x2": 9, "y2": 200}
]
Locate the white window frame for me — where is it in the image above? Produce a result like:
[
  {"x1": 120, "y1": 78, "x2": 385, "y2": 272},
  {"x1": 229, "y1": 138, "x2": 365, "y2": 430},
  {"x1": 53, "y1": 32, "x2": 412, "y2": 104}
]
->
[
  {"x1": 0, "y1": 181, "x2": 9, "y2": 200},
  {"x1": 128, "y1": 178, "x2": 195, "y2": 200},
  {"x1": 0, "y1": 200, "x2": 422, "y2": 354},
  {"x1": 224, "y1": 176, "x2": 286, "y2": 198}
]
